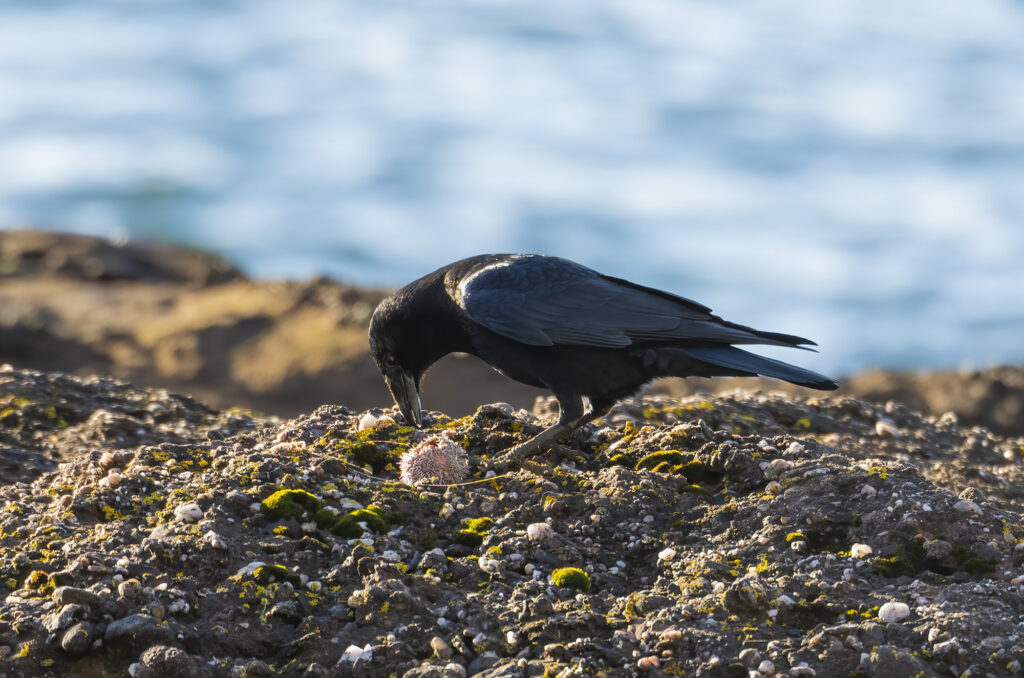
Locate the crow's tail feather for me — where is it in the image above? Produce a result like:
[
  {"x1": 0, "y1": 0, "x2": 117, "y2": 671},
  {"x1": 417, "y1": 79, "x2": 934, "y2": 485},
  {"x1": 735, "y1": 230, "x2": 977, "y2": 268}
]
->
[{"x1": 685, "y1": 345, "x2": 838, "y2": 390}]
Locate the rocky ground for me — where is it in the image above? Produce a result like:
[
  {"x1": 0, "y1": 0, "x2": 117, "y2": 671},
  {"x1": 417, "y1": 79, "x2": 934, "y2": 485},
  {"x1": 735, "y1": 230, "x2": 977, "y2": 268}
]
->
[
  {"x1": 3, "y1": 229, "x2": 1024, "y2": 437},
  {"x1": 2, "y1": 365, "x2": 1023, "y2": 678}
]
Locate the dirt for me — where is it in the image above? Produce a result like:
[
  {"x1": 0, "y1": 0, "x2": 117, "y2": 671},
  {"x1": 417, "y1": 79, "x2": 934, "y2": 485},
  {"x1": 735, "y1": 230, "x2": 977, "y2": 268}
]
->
[{"x1": 2, "y1": 366, "x2": 1023, "y2": 678}]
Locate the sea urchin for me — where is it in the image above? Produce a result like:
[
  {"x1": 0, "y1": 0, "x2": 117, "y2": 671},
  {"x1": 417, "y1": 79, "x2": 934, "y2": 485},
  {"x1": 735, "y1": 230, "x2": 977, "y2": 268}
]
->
[{"x1": 399, "y1": 435, "x2": 469, "y2": 485}]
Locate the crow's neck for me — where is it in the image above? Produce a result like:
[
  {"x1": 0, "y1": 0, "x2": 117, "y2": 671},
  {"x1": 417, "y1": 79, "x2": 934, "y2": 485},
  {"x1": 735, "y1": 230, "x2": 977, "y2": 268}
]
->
[{"x1": 406, "y1": 275, "x2": 477, "y2": 373}]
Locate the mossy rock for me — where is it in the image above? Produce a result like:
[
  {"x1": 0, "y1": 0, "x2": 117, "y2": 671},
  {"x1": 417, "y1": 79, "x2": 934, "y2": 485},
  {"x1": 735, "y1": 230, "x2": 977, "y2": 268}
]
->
[
  {"x1": 328, "y1": 506, "x2": 392, "y2": 539},
  {"x1": 349, "y1": 442, "x2": 391, "y2": 474},
  {"x1": 463, "y1": 517, "x2": 494, "y2": 533},
  {"x1": 552, "y1": 567, "x2": 591, "y2": 593},
  {"x1": 453, "y1": 529, "x2": 484, "y2": 548},
  {"x1": 635, "y1": 450, "x2": 683, "y2": 472},
  {"x1": 679, "y1": 460, "x2": 713, "y2": 483},
  {"x1": 314, "y1": 508, "x2": 338, "y2": 529},
  {"x1": 253, "y1": 564, "x2": 302, "y2": 587},
  {"x1": 261, "y1": 489, "x2": 322, "y2": 521},
  {"x1": 331, "y1": 515, "x2": 365, "y2": 539},
  {"x1": 604, "y1": 454, "x2": 630, "y2": 468},
  {"x1": 680, "y1": 483, "x2": 712, "y2": 499}
]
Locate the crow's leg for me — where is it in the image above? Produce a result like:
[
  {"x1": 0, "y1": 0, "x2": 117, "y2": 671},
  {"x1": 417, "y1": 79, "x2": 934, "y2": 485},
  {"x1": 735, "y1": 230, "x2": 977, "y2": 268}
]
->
[
  {"x1": 499, "y1": 394, "x2": 585, "y2": 464},
  {"x1": 500, "y1": 396, "x2": 614, "y2": 465}
]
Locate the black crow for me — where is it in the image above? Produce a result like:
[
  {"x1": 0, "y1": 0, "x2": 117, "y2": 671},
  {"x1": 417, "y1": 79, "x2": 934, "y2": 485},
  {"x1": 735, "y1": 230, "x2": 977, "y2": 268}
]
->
[{"x1": 369, "y1": 254, "x2": 837, "y2": 461}]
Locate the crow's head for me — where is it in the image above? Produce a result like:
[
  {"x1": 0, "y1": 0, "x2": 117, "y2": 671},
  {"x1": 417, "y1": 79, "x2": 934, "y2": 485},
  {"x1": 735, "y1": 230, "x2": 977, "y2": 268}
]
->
[{"x1": 369, "y1": 294, "x2": 426, "y2": 427}]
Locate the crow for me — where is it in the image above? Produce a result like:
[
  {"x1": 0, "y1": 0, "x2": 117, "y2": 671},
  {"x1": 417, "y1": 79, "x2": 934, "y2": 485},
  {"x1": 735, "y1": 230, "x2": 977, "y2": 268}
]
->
[{"x1": 369, "y1": 254, "x2": 837, "y2": 462}]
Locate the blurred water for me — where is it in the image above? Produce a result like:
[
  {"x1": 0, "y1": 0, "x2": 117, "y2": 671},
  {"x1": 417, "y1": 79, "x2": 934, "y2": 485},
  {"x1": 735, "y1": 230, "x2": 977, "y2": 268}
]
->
[{"x1": 1, "y1": 0, "x2": 1023, "y2": 376}]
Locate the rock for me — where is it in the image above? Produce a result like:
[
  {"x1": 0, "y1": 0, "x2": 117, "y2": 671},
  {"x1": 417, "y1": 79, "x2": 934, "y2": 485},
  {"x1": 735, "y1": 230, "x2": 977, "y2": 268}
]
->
[
  {"x1": 268, "y1": 601, "x2": 303, "y2": 625},
  {"x1": 139, "y1": 645, "x2": 196, "y2": 678},
  {"x1": 52, "y1": 586, "x2": 102, "y2": 608},
  {"x1": 526, "y1": 523, "x2": 554, "y2": 541},
  {"x1": 867, "y1": 645, "x2": 936, "y2": 678},
  {"x1": 1, "y1": 360, "x2": 1023, "y2": 678},
  {"x1": 60, "y1": 623, "x2": 95, "y2": 654},
  {"x1": 42, "y1": 604, "x2": 80, "y2": 633},
  {"x1": 104, "y1": 614, "x2": 176, "y2": 651},
  {"x1": 431, "y1": 636, "x2": 453, "y2": 659},
  {"x1": 721, "y1": 577, "x2": 771, "y2": 614}
]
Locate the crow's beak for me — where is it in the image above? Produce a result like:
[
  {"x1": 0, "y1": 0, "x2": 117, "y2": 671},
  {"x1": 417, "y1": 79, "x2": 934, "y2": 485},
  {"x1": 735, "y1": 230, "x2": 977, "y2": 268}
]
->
[{"x1": 384, "y1": 367, "x2": 422, "y2": 427}]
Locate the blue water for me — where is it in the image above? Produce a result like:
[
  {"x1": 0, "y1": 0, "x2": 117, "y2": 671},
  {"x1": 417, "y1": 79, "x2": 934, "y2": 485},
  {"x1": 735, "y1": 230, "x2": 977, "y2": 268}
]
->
[{"x1": 1, "y1": 0, "x2": 1023, "y2": 376}]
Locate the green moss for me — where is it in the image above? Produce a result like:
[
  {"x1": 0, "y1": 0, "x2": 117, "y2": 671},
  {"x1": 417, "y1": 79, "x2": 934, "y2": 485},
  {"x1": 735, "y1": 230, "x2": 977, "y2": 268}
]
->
[
  {"x1": 635, "y1": 450, "x2": 683, "y2": 471},
  {"x1": 680, "y1": 484, "x2": 712, "y2": 498},
  {"x1": 253, "y1": 564, "x2": 302, "y2": 587},
  {"x1": 314, "y1": 508, "x2": 338, "y2": 529},
  {"x1": 330, "y1": 516, "x2": 365, "y2": 539},
  {"x1": 785, "y1": 532, "x2": 807, "y2": 544},
  {"x1": 870, "y1": 550, "x2": 919, "y2": 577},
  {"x1": 463, "y1": 517, "x2": 494, "y2": 533},
  {"x1": 329, "y1": 506, "x2": 392, "y2": 539},
  {"x1": 604, "y1": 454, "x2": 630, "y2": 467},
  {"x1": 453, "y1": 529, "x2": 484, "y2": 548},
  {"x1": 552, "y1": 567, "x2": 591, "y2": 593},
  {"x1": 261, "y1": 489, "x2": 322, "y2": 521},
  {"x1": 679, "y1": 460, "x2": 712, "y2": 483},
  {"x1": 348, "y1": 441, "x2": 391, "y2": 474}
]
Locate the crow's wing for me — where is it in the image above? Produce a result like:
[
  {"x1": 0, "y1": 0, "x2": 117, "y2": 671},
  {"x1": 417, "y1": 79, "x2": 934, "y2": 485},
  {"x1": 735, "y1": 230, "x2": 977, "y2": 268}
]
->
[{"x1": 454, "y1": 255, "x2": 812, "y2": 349}]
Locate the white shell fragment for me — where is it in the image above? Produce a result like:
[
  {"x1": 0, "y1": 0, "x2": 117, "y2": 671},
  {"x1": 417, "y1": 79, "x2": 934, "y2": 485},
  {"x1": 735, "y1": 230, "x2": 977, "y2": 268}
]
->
[
  {"x1": 878, "y1": 601, "x2": 911, "y2": 623},
  {"x1": 340, "y1": 643, "x2": 373, "y2": 663},
  {"x1": 204, "y1": 530, "x2": 227, "y2": 549},
  {"x1": 358, "y1": 413, "x2": 378, "y2": 430},
  {"x1": 527, "y1": 522, "x2": 554, "y2": 541},
  {"x1": 850, "y1": 543, "x2": 873, "y2": 558},
  {"x1": 658, "y1": 547, "x2": 676, "y2": 563}
]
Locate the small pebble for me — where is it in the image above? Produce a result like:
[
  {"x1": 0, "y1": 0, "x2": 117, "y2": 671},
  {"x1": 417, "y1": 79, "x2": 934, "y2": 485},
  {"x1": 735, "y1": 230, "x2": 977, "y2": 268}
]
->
[
  {"x1": 765, "y1": 459, "x2": 792, "y2": 479},
  {"x1": 637, "y1": 655, "x2": 660, "y2": 670},
  {"x1": 657, "y1": 547, "x2": 676, "y2": 563},
  {"x1": 953, "y1": 499, "x2": 983, "y2": 515},
  {"x1": 738, "y1": 648, "x2": 761, "y2": 666},
  {"x1": 431, "y1": 636, "x2": 453, "y2": 659},
  {"x1": 445, "y1": 664, "x2": 467, "y2": 678},
  {"x1": 357, "y1": 413, "x2": 378, "y2": 430},
  {"x1": 874, "y1": 418, "x2": 900, "y2": 437},
  {"x1": 204, "y1": 531, "x2": 227, "y2": 549},
  {"x1": 99, "y1": 471, "x2": 122, "y2": 487},
  {"x1": 758, "y1": 659, "x2": 775, "y2": 674},
  {"x1": 118, "y1": 579, "x2": 142, "y2": 600}
]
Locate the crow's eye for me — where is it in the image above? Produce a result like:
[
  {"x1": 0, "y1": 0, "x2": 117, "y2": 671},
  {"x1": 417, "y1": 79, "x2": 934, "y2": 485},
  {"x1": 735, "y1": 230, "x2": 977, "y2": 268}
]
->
[{"x1": 385, "y1": 354, "x2": 397, "y2": 367}]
